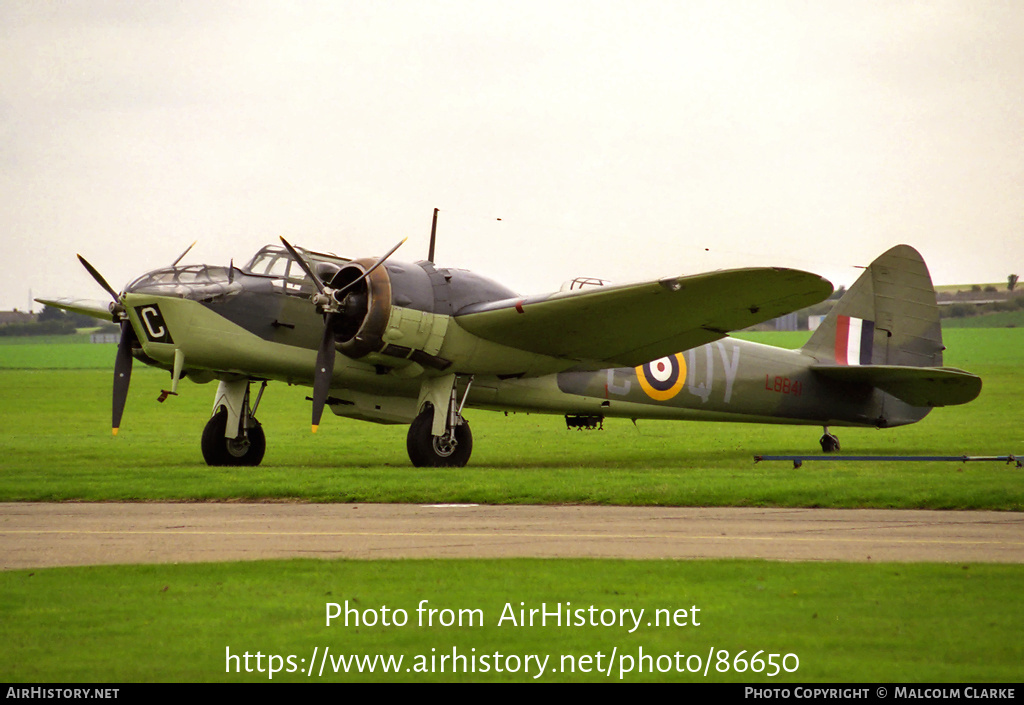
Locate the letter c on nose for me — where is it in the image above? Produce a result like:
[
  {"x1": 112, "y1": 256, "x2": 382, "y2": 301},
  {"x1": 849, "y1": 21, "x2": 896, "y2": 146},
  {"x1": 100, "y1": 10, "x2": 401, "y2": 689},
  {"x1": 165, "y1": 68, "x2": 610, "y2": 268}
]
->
[{"x1": 140, "y1": 307, "x2": 166, "y2": 339}]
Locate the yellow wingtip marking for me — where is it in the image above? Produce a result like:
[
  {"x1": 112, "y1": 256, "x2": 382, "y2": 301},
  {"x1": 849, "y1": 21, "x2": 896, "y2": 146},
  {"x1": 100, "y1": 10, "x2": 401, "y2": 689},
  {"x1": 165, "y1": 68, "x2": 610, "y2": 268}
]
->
[
  {"x1": 112, "y1": 428, "x2": 119, "y2": 436},
  {"x1": 312, "y1": 425, "x2": 319, "y2": 434}
]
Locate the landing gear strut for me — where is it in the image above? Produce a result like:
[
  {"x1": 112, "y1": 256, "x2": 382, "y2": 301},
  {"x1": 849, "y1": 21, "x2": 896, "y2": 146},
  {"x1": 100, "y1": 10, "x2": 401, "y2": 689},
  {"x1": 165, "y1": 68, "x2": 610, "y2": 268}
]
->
[
  {"x1": 407, "y1": 376, "x2": 474, "y2": 467},
  {"x1": 202, "y1": 380, "x2": 267, "y2": 466},
  {"x1": 819, "y1": 426, "x2": 841, "y2": 453}
]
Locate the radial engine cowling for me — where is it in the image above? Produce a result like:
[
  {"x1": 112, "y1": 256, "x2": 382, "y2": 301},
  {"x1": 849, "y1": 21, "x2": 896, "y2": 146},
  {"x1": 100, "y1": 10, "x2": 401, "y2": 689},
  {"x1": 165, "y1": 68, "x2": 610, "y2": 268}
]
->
[
  {"x1": 326, "y1": 260, "x2": 453, "y2": 371},
  {"x1": 326, "y1": 259, "x2": 392, "y2": 360}
]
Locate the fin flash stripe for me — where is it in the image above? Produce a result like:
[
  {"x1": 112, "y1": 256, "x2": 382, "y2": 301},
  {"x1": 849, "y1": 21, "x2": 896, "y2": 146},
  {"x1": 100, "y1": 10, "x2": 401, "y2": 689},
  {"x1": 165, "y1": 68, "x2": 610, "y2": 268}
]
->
[{"x1": 835, "y1": 316, "x2": 874, "y2": 366}]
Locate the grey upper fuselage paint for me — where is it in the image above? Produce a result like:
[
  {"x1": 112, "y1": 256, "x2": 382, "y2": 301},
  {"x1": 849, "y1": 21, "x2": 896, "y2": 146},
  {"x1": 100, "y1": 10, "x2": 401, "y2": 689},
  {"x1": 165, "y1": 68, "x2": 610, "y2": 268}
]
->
[{"x1": 124, "y1": 248, "x2": 519, "y2": 349}]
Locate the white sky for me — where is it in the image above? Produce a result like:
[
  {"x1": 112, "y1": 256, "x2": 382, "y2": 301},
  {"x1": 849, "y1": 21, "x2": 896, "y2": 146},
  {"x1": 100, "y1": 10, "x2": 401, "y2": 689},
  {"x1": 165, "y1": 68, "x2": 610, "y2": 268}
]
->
[{"x1": 3, "y1": 1, "x2": 1023, "y2": 312}]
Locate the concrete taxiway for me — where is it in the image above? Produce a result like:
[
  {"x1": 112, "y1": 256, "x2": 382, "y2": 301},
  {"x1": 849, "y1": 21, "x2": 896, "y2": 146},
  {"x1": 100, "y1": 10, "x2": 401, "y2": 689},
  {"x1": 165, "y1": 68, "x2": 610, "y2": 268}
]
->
[{"x1": 2, "y1": 503, "x2": 1022, "y2": 569}]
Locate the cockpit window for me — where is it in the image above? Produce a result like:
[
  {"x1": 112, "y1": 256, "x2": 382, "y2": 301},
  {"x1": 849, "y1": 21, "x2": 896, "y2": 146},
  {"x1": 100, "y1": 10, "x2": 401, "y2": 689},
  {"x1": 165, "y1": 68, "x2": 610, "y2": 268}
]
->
[
  {"x1": 266, "y1": 256, "x2": 291, "y2": 278},
  {"x1": 124, "y1": 244, "x2": 348, "y2": 302},
  {"x1": 124, "y1": 264, "x2": 242, "y2": 302},
  {"x1": 245, "y1": 250, "x2": 287, "y2": 276},
  {"x1": 242, "y1": 244, "x2": 347, "y2": 284},
  {"x1": 128, "y1": 265, "x2": 233, "y2": 290},
  {"x1": 244, "y1": 250, "x2": 306, "y2": 284}
]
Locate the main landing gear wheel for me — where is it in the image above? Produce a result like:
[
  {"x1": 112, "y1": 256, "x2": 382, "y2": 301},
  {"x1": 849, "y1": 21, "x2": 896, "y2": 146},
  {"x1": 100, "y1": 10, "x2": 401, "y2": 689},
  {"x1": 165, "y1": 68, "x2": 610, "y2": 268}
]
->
[
  {"x1": 407, "y1": 407, "x2": 473, "y2": 467},
  {"x1": 819, "y1": 428, "x2": 841, "y2": 453},
  {"x1": 201, "y1": 407, "x2": 266, "y2": 466}
]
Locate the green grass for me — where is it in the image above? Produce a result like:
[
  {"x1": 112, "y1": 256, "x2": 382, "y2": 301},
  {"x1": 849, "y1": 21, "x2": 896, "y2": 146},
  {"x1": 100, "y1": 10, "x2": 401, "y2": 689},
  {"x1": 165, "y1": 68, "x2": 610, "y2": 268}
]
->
[
  {"x1": 1, "y1": 559, "x2": 1020, "y2": 682},
  {"x1": 0, "y1": 329, "x2": 1021, "y2": 508},
  {"x1": 0, "y1": 342, "x2": 118, "y2": 369}
]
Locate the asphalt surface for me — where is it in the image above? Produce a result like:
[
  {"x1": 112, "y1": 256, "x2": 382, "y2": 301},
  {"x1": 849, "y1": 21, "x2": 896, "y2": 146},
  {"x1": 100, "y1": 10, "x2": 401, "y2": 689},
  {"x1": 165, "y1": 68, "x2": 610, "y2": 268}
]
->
[{"x1": 2, "y1": 503, "x2": 1022, "y2": 569}]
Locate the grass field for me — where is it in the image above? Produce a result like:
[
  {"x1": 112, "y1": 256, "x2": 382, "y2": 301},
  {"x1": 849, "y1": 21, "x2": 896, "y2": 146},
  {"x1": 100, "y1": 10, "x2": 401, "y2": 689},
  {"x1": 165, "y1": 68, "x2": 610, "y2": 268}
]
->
[
  {"x1": 2, "y1": 559, "x2": 1020, "y2": 683},
  {"x1": 1, "y1": 329, "x2": 1021, "y2": 508},
  {"x1": 1, "y1": 328, "x2": 1021, "y2": 683}
]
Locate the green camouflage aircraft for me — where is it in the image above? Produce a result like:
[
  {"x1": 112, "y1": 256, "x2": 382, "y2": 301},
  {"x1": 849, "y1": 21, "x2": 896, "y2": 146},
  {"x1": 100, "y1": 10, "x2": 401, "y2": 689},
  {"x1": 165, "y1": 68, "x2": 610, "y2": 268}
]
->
[{"x1": 39, "y1": 237, "x2": 981, "y2": 467}]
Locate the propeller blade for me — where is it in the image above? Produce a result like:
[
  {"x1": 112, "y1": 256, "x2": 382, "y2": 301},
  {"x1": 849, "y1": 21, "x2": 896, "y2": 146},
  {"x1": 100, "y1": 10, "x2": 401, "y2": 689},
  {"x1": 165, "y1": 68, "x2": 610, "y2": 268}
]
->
[
  {"x1": 311, "y1": 314, "x2": 337, "y2": 433},
  {"x1": 279, "y1": 237, "x2": 327, "y2": 294},
  {"x1": 77, "y1": 254, "x2": 120, "y2": 303},
  {"x1": 171, "y1": 240, "x2": 197, "y2": 267},
  {"x1": 285, "y1": 236, "x2": 404, "y2": 432},
  {"x1": 112, "y1": 324, "x2": 134, "y2": 436},
  {"x1": 332, "y1": 237, "x2": 407, "y2": 299}
]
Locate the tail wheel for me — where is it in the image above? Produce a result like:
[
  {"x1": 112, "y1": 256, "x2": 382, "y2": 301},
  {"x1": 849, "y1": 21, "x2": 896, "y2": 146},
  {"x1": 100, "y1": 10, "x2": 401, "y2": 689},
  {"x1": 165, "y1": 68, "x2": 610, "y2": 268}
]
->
[
  {"x1": 406, "y1": 407, "x2": 473, "y2": 467},
  {"x1": 819, "y1": 431, "x2": 841, "y2": 454},
  {"x1": 202, "y1": 407, "x2": 266, "y2": 466}
]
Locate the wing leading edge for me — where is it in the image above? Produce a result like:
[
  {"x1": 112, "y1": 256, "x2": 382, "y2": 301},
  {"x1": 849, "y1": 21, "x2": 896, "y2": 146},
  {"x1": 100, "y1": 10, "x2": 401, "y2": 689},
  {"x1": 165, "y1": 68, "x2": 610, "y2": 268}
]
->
[{"x1": 455, "y1": 267, "x2": 833, "y2": 368}]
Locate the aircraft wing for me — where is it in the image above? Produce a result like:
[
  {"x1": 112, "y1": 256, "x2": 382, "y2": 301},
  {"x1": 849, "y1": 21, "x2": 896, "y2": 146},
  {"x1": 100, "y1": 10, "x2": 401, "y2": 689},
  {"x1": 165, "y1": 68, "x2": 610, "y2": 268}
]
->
[
  {"x1": 455, "y1": 268, "x2": 832, "y2": 368},
  {"x1": 35, "y1": 297, "x2": 115, "y2": 322}
]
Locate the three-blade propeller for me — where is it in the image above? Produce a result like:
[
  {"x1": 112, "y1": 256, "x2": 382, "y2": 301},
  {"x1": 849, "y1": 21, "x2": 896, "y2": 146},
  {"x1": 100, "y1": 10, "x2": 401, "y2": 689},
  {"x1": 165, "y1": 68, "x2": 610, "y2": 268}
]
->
[
  {"x1": 279, "y1": 236, "x2": 406, "y2": 432},
  {"x1": 77, "y1": 254, "x2": 132, "y2": 435},
  {"x1": 78, "y1": 241, "x2": 197, "y2": 435}
]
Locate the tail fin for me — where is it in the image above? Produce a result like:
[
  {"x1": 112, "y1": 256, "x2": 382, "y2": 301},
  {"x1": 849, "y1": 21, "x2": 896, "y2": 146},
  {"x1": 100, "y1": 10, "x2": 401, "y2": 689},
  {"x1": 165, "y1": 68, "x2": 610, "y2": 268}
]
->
[
  {"x1": 802, "y1": 245, "x2": 944, "y2": 367},
  {"x1": 803, "y1": 245, "x2": 981, "y2": 410}
]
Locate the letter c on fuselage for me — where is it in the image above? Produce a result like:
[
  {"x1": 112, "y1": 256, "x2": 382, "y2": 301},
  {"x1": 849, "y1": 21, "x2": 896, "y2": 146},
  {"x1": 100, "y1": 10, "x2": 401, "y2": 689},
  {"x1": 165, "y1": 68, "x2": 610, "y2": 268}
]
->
[
  {"x1": 134, "y1": 304, "x2": 174, "y2": 344},
  {"x1": 140, "y1": 307, "x2": 165, "y2": 339}
]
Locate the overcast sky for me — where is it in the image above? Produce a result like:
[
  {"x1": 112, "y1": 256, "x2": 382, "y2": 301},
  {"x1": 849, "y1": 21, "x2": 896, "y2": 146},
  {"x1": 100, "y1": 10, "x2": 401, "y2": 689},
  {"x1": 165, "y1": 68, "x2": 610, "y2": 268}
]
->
[{"x1": 3, "y1": 1, "x2": 1022, "y2": 312}]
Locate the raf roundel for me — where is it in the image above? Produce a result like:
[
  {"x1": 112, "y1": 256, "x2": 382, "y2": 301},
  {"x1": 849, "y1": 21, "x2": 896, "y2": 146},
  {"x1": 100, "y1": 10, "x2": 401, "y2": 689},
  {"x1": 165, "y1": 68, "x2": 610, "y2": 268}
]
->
[{"x1": 636, "y1": 353, "x2": 687, "y2": 401}]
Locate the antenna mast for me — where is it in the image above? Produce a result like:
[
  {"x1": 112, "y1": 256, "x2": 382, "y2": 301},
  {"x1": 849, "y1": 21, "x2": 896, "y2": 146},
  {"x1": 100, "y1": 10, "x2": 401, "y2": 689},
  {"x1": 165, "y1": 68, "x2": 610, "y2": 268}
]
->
[{"x1": 427, "y1": 208, "x2": 439, "y2": 263}]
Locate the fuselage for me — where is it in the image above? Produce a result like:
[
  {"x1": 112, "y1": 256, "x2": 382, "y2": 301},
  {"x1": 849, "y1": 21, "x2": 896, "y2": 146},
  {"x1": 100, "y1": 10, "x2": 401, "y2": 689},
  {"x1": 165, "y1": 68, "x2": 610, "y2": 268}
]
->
[{"x1": 119, "y1": 246, "x2": 921, "y2": 432}]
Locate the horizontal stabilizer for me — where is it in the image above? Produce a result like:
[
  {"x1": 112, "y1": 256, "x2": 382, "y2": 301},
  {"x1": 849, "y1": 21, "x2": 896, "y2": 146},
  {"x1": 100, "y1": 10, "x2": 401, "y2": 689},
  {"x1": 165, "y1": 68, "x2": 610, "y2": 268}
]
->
[
  {"x1": 811, "y1": 364, "x2": 982, "y2": 407},
  {"x1": 35, "y1": 297, "x2": 115, "y2": 322}
]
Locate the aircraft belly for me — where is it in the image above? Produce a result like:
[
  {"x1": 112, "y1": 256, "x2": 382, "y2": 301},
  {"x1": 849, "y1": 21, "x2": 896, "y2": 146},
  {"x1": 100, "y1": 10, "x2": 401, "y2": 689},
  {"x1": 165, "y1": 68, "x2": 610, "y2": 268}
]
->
[{"x1": 326, "y1": 390, "x2": 419, "y2": 425}]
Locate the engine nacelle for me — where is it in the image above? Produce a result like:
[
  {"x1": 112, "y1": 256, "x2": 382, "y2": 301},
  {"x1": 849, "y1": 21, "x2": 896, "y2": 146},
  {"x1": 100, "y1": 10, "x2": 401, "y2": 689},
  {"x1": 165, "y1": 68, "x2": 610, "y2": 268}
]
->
[
  {"x1": 325, "y1": 259, "x2": 523, "y2": 373},
  {"x1": 324, "y1": 259, "x2": 454, "y2": 371}
]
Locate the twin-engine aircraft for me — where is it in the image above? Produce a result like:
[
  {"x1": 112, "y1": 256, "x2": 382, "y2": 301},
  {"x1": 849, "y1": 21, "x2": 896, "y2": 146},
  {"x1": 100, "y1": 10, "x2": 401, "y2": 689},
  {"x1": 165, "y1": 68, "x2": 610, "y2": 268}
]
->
[{"x1": 40, "y1": 233, "x2": 982, "y2": 467}]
